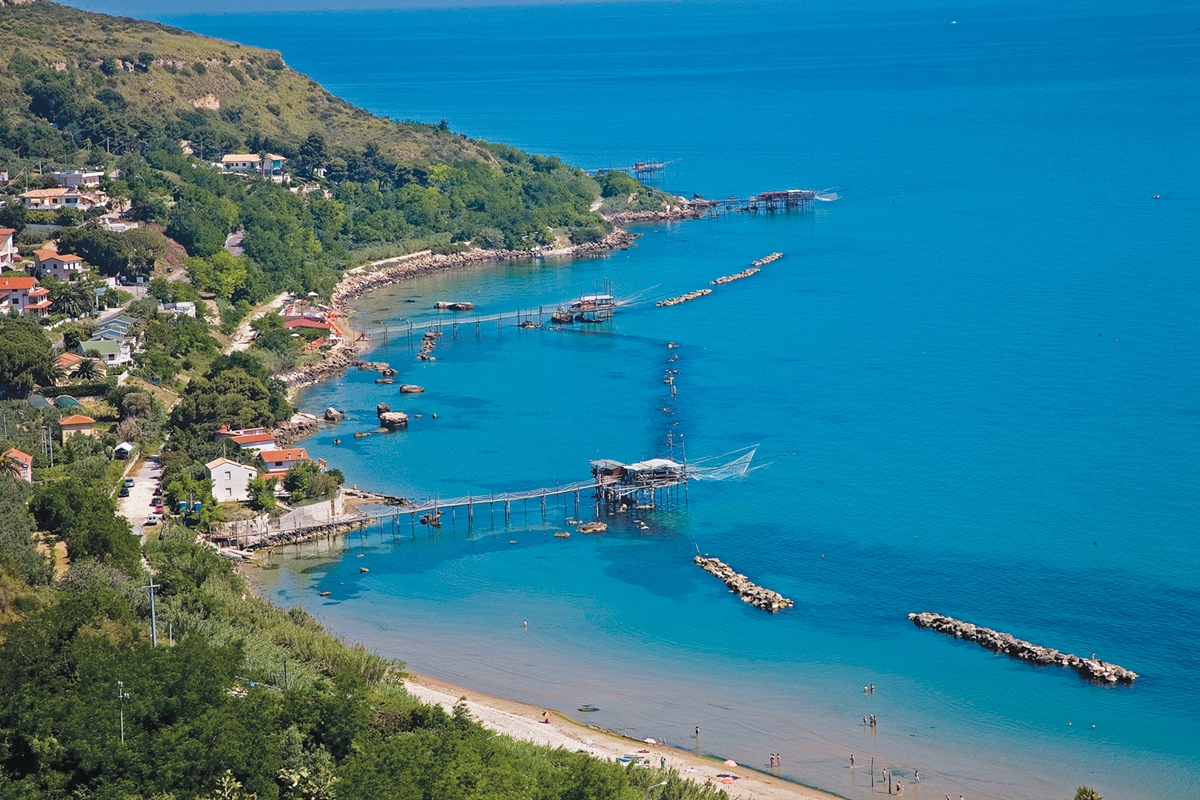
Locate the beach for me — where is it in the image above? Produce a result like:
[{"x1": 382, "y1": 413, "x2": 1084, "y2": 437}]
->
[{"x1": 406, "y1": 672, "x2": 844, "y2": 800}]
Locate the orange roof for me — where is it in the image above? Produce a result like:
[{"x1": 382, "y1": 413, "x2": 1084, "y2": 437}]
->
[
  {"x1": 232, "y1": 432, "x2": 276, "y2": 445},
  {"x1": 27, "y1": 288, "x2": 50, "y2": 297},
  {"x1": 57, "y1": 352, "x2": 85, "y2": 367},
  {"x1": 21, "y1": 188, "x2": 72, "y2": 198},
  {"x1": 59, "y1": 414, "x2": 96, "y2": 426},
  {"x1": 26, "y1": 300, "x2": 52, "y2": 310},
  {"x1": 258, "y1": 448, "x2": 308, "y2": 463},
  {"x1": 0, "y1": 276, "x2": 39, "y2": 290},
  {"x1": 34, "y1": 249, "x2": 81, "y2": 263},
  {"x1": 3, "y1": 448, "x2": 32, "y2": 465},
  {"x1": 284, "y1": 318, "x2": 330, "y2": 330},
  {"x1": 0, "y1": 228, "x2": 14, "y2": 236}
]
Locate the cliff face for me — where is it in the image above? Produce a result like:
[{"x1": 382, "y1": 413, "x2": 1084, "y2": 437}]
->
[{"x1": 0, "y1": 0, "x2": 490, "y2": 164}]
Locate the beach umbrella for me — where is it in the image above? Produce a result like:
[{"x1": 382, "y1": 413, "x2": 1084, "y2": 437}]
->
[{"x1": 723, "y1": 759, "x2": 738, "y2": 767}]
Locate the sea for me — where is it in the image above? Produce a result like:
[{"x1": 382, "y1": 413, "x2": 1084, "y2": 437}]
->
[{"x1": 165, "y1": 2, "x2": 1200, "y2": 797}]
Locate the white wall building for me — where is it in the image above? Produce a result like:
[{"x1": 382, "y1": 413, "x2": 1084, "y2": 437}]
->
[{"x1": 206, "y1": 457, "x2": 260, "y2": 503}]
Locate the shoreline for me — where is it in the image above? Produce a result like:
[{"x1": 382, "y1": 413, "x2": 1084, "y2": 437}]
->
[
  {"x1": 273, "y1": 226, "x2": 638, "y2": 400},
  {"x1": 405, "y1": 670, "x2": 846, "y2": 800}
]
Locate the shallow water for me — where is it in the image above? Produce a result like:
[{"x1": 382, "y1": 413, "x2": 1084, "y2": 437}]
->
[{"x1": 172, "y1": 2, "x2": 1200, "y2": 797}]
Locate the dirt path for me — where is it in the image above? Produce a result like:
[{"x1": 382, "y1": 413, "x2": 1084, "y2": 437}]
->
[
  {"x1": 225, "y1": 292, "x2": 290, "y2": 354},
  {"x1": 117, "y1": 455, "x2": 162, "y2": 543}
]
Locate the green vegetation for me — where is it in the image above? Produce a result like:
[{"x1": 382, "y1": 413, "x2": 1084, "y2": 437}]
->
[{"x1": 0, "y1": 0, "x2": 667, "y2": 317}]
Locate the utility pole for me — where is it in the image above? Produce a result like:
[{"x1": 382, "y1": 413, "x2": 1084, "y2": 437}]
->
[
  {"x1": 114, "y1": 680, "x2": 130, "y2": 743},
  {"x1": 144, "y1": 577, "x2": 159, "y2": 646}
]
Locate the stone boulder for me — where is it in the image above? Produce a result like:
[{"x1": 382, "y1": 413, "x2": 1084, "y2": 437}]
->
[
  {"x1": 399, "y1": 384, "x2": 425, "y2": 394},
  {"x1": 324, "y1": 407, "x2": 345, "y2": 421},
  {"x1": 379, "y1": 412, "x2": 409, "y2": 430},
  {"x1": 376, "y1": 403, "x2": 392, "y2": 417}
]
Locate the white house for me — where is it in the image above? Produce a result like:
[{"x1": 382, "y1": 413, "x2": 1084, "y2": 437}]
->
[
  {"x1": 51, "y1": 170, "x2": 105, "y2": 189},
  {"x1": 33, "y1": 249, "x2": 87, "y2": 282},
  {"x1": 158, "y1": 301, "x2": 197, "y2": 317},
  {"x1": 0, "y1": 276, "x2": 51, "y2": 317},
  {"x1": 221, "y1": 154, "x2": 262, "y2": 173},
  {"x1": 0, "y1": 228, "x2": 15, "y2": 269},
  {"x1": 78, "y1": 337, "x2": 133, "y2": 366},
  {"x1": 231, "y1": 431, "x2": 277, "y2": 454},
  {"x1": 206, "y1": 457, "x2": 260, "y2": 503},
  {"x1": 263, "y1": 154, "x2": 287, "y2": 183}
]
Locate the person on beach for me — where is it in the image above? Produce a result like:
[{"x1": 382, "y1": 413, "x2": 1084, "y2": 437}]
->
[
  {"x1": 914, "y1": 769, "x2": 920, "y2": 783},
  {"x1": 696, "y1": 726, "x2": 700, "y2": 738},
  {"x1": 864, "y1": 685, "x2": 869, "y2": 694},
  {"x1": 870, "y1": 684, "x2": 875, "y2": 694},
  {"x1": 523, "y1": 619, "x2": 528, "y2": 630},
  {"x1": 850, "y1": 754, "x2": 855, "y2": 768},
  {"x1": 864, "y1": 716, "x2": 869, "y2": 726},
  {"x1": 661, "y1": 756, "x2": 667, "y2": 768}
]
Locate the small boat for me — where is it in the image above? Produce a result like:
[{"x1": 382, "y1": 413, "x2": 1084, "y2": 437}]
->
[
  {"x1": 551, "y1": 309, "x2": 573, "y2": 324},
  {"x1": 318, "y1": 591, "x2": 332, "y2": 597},
  {"x1": 332, "y1": 438, "x2": 341, "y2": 445},
  {"x1": 359, "y1": 567, "x2": 369, "y2": 573},
  {"x1": 578, "y1": 704, "x2": 599, "y2": 712}
]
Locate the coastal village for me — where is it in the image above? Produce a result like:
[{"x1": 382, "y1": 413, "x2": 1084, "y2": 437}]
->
[{"x1": 0, "y1": 4, "x2": 1138, "y2": 800}]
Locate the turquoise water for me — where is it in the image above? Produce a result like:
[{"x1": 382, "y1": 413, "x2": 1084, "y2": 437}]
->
[{"x1": 171, "y1": 2, "x2": 1200, "y2": 797}]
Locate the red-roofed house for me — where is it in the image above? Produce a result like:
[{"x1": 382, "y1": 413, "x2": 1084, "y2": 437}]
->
[
  {"x1": 215, "y1": 424, "x2": 267, "y2": 440},
  {"x1": 284, "y1": 318, "x2": 331, "y2": 332},
  {"x1": 19, "y1": 187, "x2": 107, "y2": 211},
  {"x1": 0, "y1": 229, "x2": 15, "y2": 269},
  {"x1": 0, "y1": 276, "x2": 51, "y2": 317},
  {"x1": 58, "y1": 414, "x2": 96, "y2": 442},
  {"x1": 3, "y1": 448, "x2": 32, "y2": 483},
  {"x1": 257, "y1": 448, "x2": 311, "y2": 475},
  {"x1": 231, "y1": 431, "x2": 277, "y2": 454},
  {"x1": 33, "y1": 250, "x2": 86, "y2": 283}
]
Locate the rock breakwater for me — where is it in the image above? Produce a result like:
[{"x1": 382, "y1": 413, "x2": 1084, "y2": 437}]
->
[
  {"x1": 711, "y1": 267, "x2": 760, "y2": 286},
  {"x1": 694, "y1": 555, "x2": 794, "y2": 613},
  {"x1": 657, "y1": 288, "x2": 712, "y2": 308},
  {"x1": 752, "y1": 252, "x2": 783, "y2": 266},
  {"x1": 908, "y1": 612, "x2": 1138, "y2": 684}
]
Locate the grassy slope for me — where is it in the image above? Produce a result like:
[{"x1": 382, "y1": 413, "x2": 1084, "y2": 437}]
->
[{"x1": 0, "y1": 0, "x2": 490, "y2": 164}]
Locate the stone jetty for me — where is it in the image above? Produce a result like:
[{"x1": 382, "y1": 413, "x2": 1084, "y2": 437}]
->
[
  {"x1": 417, "y1": 330, "x2": 441, "y2": 360},
  {"x1": 752, "y1": 252, "x2": 783, "y2": 266},
  {"x1": 711, "y1": 267, "x2": 760, "y2": 286},
  {"x1": 694, "y1": 555, "x2": 794, "y2": 613},
  {"x1": 908, "y1": 612, "x2": 1138, "y2": 684},
  {"x1": 657, "y1": 288, "x2": 712, "y2": 308}
]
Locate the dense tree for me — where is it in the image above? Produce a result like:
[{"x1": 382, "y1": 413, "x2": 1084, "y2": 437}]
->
[
  {"x1": 29, "y1": 478, "x2": 141, "y2": 575},
  {"x1": 0, "y1": 317, "x2": 54, "y2": 396}
]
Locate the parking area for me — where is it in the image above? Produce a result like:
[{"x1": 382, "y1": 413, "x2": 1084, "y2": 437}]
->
[{"x1": 117, "y1": 455, "x2": 162, "y2": 542}]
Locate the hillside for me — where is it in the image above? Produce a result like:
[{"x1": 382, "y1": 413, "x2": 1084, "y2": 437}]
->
[{"x1": 0, "y1": 0, "x2": 488, "y2": 164}]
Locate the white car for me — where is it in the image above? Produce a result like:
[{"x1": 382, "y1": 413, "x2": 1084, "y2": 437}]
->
[{"x1": 144, "y1": 514, "x2": 159, "y2": 526}]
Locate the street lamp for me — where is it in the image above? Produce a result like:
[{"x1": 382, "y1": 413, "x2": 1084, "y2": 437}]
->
[{"x1": 113, "y1": 680, "x2": 130, "y2": 743}]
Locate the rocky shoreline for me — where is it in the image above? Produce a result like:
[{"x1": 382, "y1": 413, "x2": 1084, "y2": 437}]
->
[
  {"x1": 332, "y1": 227, "x2": 637, "y2": 305},
  {"x1": 908, "y1": 612, "x2": 1138, "y2": 684},
  {"x1": 602, "y1": 205, "x2": 708, "y2": 224}
]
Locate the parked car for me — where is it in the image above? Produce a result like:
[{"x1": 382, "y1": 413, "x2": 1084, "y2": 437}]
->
[
  {"x1": 150, "y1": 495, "x2": 162, "y2": 507},
  {"x1": 118, "y1": 487, "x2": 130, "y2": 498},
  {"x1": 154, "y1": 503, "x2": 164, "y2": 515},
  {"x1": 123, "y1": 477, "x2": 135, "y2": 488},
  {"x1": 144, "y1": 514, "x2": 158, "y2": 526}
]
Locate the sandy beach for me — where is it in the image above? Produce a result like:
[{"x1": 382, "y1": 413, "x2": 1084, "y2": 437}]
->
[{"x1": 405, "y1": 672, "x2": 846, "y2": 800}]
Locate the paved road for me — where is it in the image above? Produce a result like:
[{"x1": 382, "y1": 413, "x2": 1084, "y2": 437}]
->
[{"x1": 117, "y1": 455, "x2": 162, "y2": 542}]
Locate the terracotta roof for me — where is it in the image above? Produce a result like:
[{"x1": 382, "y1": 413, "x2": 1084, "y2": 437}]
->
[
  {"x1": 0, "y1": 228, "x2": 14, "y2": 236},
  {"x1": 222, "y1": 154, "x2": 261, "y2": 163},
  {"x1": 20, "y1": 188, "x2": 72, "y2": 198},
  {"x1": 231, "y1": 432, "x2": 276, "y2": 445},
  {"x1": 3, "y1": 448, "x2": 32, "y2": 465},
  {"x1": 58, "y1": 414, "x2": 95, "y2": 426},
  {"x1": 258, "y1": 448, "x2": 308, "y2": 463},
  {"x1": 56, "y1": 352, "x2": 85, "y2": 367},
  {"x1": 27, "y1": 287, "x2": 50, "y2": 297},
  {"x1": 26, "y1": 301, "x2": 52, "y2": 310},
  {"x1": 0, "y1": 276, "x2": 39, "y2": 290},
  {"x1": 284, "y1": 318, "x2": 330, "y2": 330},
  {"x1": 35, "y1": 250, "x2": 82, "y2": 263}
]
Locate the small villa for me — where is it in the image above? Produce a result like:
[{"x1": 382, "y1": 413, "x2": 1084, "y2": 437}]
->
[
  {"x1": 58, "y1": 414, "x2": 96, "y2": 442},
  {"x1": 19, "y1": 187, "x2": 107, "y2": 211},
  {"x1": 0, "y1": 276, "x2": 51, "y2": 317},
  {"x1": 33, "y1": 249, "x2": 87, "y2": 282},
  {"x1": 257, "y1": 447, "x2": 311, "y2": 476},
  {"x1": 50, "y1": 170, "x2": 104, "y2": 189},
  {"x1": 221, "y1": 154, "x2": 262, "y2": 173},
  {"x1": 206, "y1": 457, "x2": 260, "y2": 503},
  {"x1": 230, "y1": 431, "x2": 277, "y2": 454},
  {"x1": 2, "y1": 448, "x2": 33, "y2": 483}
]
